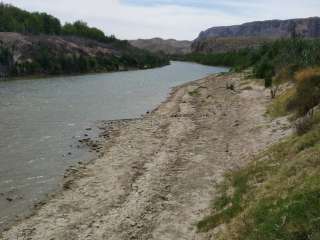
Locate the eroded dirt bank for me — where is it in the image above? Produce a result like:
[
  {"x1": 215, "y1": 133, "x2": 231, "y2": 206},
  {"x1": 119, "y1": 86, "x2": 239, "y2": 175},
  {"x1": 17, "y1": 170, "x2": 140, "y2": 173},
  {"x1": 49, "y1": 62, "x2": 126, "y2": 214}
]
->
[{"x1": 1, "y1": 72, "x2": 291, "y2": 240}]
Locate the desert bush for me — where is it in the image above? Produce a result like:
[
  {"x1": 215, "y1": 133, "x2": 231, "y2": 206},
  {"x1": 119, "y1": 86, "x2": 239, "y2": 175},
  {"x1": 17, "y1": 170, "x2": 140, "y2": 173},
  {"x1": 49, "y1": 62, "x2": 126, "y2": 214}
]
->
[
  {"x1": 294, "y1": 67, "x2": 320, "y2": 83},
  {"x1": 293, "y1": 68, "x2": 320, "y2": 116}
]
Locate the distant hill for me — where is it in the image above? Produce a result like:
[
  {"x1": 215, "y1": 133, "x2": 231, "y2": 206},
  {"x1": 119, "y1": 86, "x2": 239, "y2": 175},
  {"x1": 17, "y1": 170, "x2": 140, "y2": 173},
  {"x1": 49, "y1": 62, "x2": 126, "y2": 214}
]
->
[
  {"x1": 192, "y1": 17, "x2": 320, "y2": 53},
  {"x1": 130, "y1": 38, "x2": 192, "y2": 55}
]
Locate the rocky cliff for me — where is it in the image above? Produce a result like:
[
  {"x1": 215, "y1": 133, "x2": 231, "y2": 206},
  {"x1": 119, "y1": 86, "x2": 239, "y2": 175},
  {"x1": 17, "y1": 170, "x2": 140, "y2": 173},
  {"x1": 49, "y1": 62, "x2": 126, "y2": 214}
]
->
[
  {"x1": 192, "y1": 17, "x2": 320, "y2": 53},
  {"x1": 130, "y1": 38, "x2": 191, "y2": 55}
]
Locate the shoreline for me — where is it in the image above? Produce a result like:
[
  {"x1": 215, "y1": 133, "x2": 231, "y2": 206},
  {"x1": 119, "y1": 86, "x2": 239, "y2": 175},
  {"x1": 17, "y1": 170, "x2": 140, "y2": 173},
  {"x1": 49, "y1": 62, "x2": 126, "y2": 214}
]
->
[
  {"x1": 1, "y1": 71, "x2": 292, "y2": 239},
  {"x1": 0, "y1": 118, "x2": 140, "y2": 233},
  {"x1": 0, "y1": 62, "x2": 170, "y2": 82},
  {"x1": 0, "y1": 71, "x2": 211, "y2": 233},
  {"x1": 0, "y1": 62, "x2": 225, "y2": 233}
]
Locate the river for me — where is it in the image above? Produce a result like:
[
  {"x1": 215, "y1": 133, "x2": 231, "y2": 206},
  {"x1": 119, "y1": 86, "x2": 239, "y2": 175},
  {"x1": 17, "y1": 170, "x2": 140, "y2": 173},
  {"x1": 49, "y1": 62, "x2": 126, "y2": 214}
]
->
[{"x1": 0, "y1": 61, "x2": 228, "y2": 230}]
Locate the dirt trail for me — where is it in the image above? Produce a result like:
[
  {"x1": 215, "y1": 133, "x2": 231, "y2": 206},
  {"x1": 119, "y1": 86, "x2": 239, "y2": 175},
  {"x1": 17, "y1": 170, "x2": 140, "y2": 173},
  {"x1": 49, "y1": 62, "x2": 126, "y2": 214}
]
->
[{"x1": 1, "y1": 73, "x2": 291, "y2": 240}]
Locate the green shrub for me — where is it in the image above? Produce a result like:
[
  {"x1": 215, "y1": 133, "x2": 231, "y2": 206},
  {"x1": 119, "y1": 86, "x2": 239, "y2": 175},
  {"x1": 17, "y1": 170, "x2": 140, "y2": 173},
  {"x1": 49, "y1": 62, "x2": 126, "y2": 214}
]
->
[{"x1": 254, "y1": 59, "x2": 274, "y2": 80}]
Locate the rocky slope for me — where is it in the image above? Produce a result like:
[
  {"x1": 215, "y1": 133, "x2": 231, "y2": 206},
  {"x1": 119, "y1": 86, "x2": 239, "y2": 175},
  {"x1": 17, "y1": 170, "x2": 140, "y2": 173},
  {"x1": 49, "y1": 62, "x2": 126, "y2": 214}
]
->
[
  {"x1": 0, "y1": 32, "x2": 168, "y2": 78},
  {"x1": 0, "y1": 32, "x2": 114, "y2": 59},
  {"x1": 192, "y1": 17, "x2": 320, "y2": 53},
  {"x1": 191, "y1": 36, "x2": 275, "y2": 54},
  {"x1": 130, "y1": 38, "x2": 192, "y2": 55}
]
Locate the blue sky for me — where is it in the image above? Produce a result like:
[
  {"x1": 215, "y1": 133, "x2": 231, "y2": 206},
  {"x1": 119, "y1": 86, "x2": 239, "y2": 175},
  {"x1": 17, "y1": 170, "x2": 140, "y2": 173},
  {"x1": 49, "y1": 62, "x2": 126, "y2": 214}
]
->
[{"x1": 4, "y1": 0, "x2": 320, "y2": 40}]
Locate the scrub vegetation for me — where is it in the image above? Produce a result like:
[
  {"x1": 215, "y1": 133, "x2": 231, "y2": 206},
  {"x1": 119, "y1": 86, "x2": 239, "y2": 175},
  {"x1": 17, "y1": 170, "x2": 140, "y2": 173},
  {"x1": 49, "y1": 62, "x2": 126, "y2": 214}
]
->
[
  {"x1": 196, "y1": 42, "x2": 320, "y2": 240},
  {"x1": 180, "y1": 38, "x2": 320, "y2": 88}
]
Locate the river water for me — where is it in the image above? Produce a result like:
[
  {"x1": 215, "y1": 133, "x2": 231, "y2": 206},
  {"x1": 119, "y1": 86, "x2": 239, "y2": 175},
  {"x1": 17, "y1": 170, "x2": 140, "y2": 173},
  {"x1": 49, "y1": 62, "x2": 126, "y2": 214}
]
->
[{"x1": 0, "y1": 61, "x2": 228, "y2": 230}]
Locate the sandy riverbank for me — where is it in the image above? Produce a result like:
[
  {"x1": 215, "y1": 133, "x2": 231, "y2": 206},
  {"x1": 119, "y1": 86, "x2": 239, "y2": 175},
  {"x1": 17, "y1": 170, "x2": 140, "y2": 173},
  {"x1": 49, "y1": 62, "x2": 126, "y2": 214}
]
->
[{"x1": 1, "y1": 72, "x2": 291, "y2": 240}]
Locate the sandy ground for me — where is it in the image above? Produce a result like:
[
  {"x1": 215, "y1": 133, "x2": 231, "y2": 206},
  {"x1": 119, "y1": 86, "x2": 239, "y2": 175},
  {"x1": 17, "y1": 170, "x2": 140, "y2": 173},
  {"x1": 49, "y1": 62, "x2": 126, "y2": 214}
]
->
[{"x1": 0, "y1": 72, "x2": 291, "y2": 240}]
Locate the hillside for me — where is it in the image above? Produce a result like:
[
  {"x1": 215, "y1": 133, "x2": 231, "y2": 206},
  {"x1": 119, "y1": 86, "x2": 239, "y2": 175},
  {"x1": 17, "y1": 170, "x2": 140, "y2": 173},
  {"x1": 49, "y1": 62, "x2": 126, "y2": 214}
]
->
[
  {"x1": 0, "y1": 3, "x2": 168, "y2": 78},
  {"x1": 191, "y1": 37, "x2": 274, "y2": 54},
  {"x1": 192, "y1": 17, "x2": 320, "y2": 53},
  {"x1": 129, "y1": 38, "x2": 192, "y2": 55},
  {"x1": 0, "y1": 32, "x2": 168, "y2": 78}
]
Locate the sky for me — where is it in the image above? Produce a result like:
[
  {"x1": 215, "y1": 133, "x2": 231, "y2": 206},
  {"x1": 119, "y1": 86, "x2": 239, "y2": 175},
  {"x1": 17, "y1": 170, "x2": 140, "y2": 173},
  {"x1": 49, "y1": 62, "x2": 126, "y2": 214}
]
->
[{"x1": 4, "y1": 0, "x2": 320, "y2": 40}]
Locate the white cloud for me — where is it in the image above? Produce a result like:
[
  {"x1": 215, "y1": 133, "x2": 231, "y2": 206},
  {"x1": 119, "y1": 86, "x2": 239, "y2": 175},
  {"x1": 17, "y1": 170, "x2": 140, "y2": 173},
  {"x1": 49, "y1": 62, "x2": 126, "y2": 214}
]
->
[{"x1": 3, "y1": 0, "x2": 320, "y2": 40}]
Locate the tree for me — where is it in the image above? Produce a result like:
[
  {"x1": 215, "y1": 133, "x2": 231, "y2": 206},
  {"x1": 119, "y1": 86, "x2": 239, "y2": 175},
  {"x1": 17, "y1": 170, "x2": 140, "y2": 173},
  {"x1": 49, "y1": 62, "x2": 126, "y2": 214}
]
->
[{"x1": 62, "y1": 21, "x2": 106, "y2": 42}]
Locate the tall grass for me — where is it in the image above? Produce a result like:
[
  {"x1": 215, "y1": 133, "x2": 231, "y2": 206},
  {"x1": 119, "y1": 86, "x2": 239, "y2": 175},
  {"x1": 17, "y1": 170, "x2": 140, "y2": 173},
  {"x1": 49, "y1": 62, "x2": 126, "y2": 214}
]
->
[{"x1": 198, "y1": 121, "x2": 320, "y2": 239}]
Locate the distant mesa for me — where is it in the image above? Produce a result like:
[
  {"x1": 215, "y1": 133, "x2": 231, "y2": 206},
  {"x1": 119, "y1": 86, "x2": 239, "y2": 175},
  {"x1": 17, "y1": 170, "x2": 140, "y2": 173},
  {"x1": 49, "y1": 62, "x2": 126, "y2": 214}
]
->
[
  {"x1": 130, "y1": 38, "x2": 192, "y2": 55},
  {"x1": 130, "y1": 18, "x2": 320, "y2": 55},
  {"x1": 192, "y1": 17, "x2": 320, "y2": 53}
]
